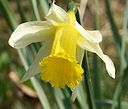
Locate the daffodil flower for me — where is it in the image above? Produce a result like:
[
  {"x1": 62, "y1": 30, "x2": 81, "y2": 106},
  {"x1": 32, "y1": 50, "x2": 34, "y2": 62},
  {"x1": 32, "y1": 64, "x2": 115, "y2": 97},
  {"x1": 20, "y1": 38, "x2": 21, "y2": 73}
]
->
[{"x1": 9, "y1": 2, "x2": 115, "y2": 89}]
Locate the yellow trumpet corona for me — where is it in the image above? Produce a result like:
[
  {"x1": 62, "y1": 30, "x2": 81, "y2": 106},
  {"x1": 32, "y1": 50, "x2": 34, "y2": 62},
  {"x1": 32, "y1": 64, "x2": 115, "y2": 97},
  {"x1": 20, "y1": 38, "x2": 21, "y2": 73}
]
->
[{"x1": 40, "y1": 21, "x2": 84, "y2": 88}]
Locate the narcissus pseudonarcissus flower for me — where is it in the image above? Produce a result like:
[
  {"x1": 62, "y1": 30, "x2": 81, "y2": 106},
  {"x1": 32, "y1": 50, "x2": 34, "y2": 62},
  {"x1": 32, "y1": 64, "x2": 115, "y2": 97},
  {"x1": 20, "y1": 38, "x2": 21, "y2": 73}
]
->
[{"x1": 9, "y1": 2, "x2": 115, "y2": 89}]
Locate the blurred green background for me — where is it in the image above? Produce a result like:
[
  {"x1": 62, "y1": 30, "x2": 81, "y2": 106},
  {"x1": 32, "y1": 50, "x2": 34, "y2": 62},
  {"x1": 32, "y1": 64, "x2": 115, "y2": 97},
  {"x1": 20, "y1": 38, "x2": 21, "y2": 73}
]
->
[{"x1": 0, "y1": 0, "x2": 128, "y2": 109}]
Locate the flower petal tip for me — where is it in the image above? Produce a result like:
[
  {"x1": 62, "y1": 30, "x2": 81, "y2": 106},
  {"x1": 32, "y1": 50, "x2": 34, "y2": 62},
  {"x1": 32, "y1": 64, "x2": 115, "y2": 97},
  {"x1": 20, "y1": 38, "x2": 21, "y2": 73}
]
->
[
  {"x1": 104, "y1": 55, "x2": 116, "y2": 79},
  {"x1": 110, "y1": 72, "x2": 115, "y2": 79},
  {"x1": 53, "y1": 0, "x2": 56, "y2": 4},
  {"x1": 8, "y1": 39, "x2": 15, "y2": 48},
  {"x1": 8, "y1": 39, "x2": 12, "y2": 47},
  {"x1": 8, "y1": 39, "x2": 21, "y2": 49}
]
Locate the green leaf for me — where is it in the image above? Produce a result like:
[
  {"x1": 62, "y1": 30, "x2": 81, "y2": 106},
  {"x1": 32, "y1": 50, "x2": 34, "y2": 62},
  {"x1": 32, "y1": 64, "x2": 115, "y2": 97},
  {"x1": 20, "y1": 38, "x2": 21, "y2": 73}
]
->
[
  {"x1": 104, "y1": 0, "x2": 122, "y2": 51},
  {"x1": 82, "y1": 52, "x2": 97, "y2": 109},
  {"x1": 53, "y1": 89, "x2": 67, "y2": 109},
  {"x1": 31, "y1": 77, "x2": 51, "y2": 109},
  {"x1": 0, "y1": 0, "x2": 18, "y2": 31},
  {"x1": 39, "y1": 0, "x2": 49, "y2": 15},
  {"x1": 32, "y1": 0, "x2": 41, "y2": 21},
  {"x1": 111, "y1": 1, "x2": 128, "y2": 109},
  {"x1": 16, "y1": 0, "x2": 27, "y2": 22}
]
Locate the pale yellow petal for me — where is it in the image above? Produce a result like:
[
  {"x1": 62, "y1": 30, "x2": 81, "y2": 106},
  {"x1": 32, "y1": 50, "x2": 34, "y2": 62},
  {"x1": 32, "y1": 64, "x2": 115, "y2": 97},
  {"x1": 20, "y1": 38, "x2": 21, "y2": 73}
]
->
[
  {"x1": 78, "y1": 36, "x2": 115, "y2": 78},
  {"x1": 75, "y1": 21, "x2": 102, "y2": 43},
  {"x1": 46, "y1": 2, "x2": 70, "y2": 25},
  {"x1": 21, "y1": 38, "x2": 54, "y2": 82},
  {"x1": 76, "y1": 45, "x2": 84, "y2": 65},
  {"x1": 9, "y1": 21, "x2": 55, "y2": 48}
]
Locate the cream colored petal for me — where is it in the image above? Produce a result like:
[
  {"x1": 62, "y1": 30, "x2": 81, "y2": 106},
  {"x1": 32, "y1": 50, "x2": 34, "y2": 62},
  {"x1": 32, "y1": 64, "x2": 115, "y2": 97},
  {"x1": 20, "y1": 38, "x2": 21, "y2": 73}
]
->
[
  {"x1": 75, "y1": 21, "x2": 102, "y2": 43},
  {"x1": 21, "y1": 38, "x2": 53, "y2": 82},
  {"x1": 9, "y1": 21, "x2": 55, "y2": 48},
  {"x1": 78, "y1": 36, "x2": 115, "y2": 78},
  {"x1": 76, "y1": 45, "x2": 84, "y2": 65},
  {"x1": 46, "y1": 2, "x2": 70, "y2": 25}
]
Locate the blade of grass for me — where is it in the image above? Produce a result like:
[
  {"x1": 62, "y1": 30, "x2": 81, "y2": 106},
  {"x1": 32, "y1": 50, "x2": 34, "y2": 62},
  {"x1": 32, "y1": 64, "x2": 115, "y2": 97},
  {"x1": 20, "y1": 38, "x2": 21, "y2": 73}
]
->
[
  {"x1": 92, "y1": 55, "x2": 101, "y2": 109},
  {"x1": 80, "y1": 0, "x2": 88, "y2": 21},
  {"x1": 77, "y1": 83, "x2": 89, "y2": 109},
  {"x1": 53, "y1": 89, "x2": 67, "y2": 109},
  {"x1": 93, "y1": 0, "x2": 101, "y2": 109},
  {"x1": 39, "y1": 0, "x2": 49, "y2": 15},
  {"x1": 16, "y1": 0, "x2": 27, "y2": 22},
  {"x1": 94, "y1": 0, "x2": 100, "y2": 29},
  {"x1": 61, "y1": 89, "x2": 72, "y2": 109},
  {"x1": 0, "y1": 0, "x2": 17, "y2": 31},
  {"x1": 32, "y1": 0, "x2": 41, "y2": 20},
  {"x1": 19, "y1": 49, "x2": 51, "y2": 109},
  {"x1": 120, "y1": 0, "x2": 128, "y2": 74},
  {"x1": 31, "y1": 77, "x2": 51, "y2": 109},
  {"x1": 111, "y1": 1, "x2": 128, "y2": 109},
  {"x1": 97, "y1": 99, "x2": 128, "y2": 109},
  {"x1": 104, "y1": 0, "x2": 122, "y2": 52},
  {"x1": 82, "y1": 52, "x2": 97, "y2": 109}
]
